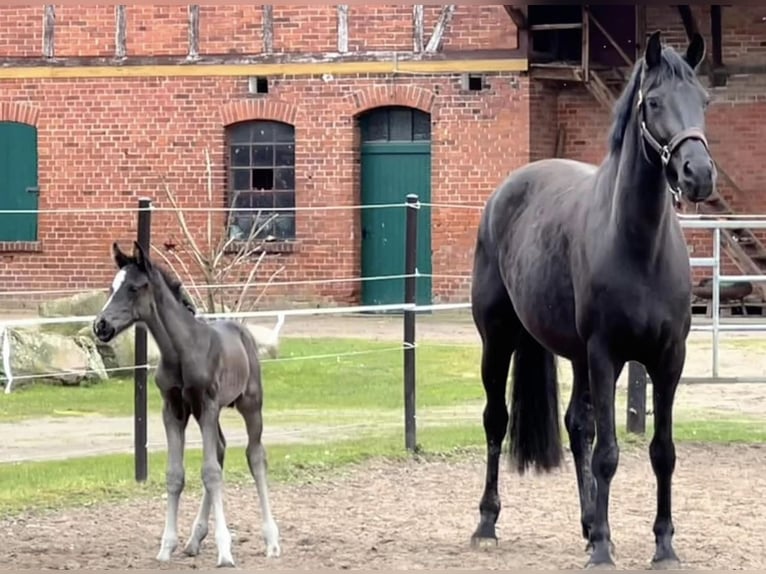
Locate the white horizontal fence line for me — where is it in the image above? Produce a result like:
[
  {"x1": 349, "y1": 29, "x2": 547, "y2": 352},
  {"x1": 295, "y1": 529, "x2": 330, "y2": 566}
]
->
[{"x1": 0, "y1": 273, "x2": 473, "y2": 298}]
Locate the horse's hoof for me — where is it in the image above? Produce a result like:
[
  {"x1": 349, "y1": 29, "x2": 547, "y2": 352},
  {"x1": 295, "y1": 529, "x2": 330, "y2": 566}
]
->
[
  {"x1": 470, "y1": 535, "x2": 499, "y2": 550},
  {"x1": 585, "y1": 543, "x2": 616, "y2": 569},
  {"x1": 266, "y1": 542, "x2": 281, "y2": 558},
  {"x1": 183, "y1": 540, "x2": 201, "y2": 557},
  {"x1": 585, "y1": 562, "x2": 616, "y2": 570},
  {"x1": 652, "y1": 558, "x2": 681, "y2": 570},
  {"x1": 156, "y1": 542, "x2": 177, "y2": 562},
  {"x1": 216, "y1": 555, "x2": 236, "y2": 568}
]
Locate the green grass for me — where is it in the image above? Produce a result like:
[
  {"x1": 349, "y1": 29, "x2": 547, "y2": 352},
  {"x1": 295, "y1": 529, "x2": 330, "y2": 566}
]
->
[
  {"x1": 0, "y1": 337, "x2": 483, "y2": 422},
  {"x1": 2, "y1": 417, "x2": 766, "y2": 518}
]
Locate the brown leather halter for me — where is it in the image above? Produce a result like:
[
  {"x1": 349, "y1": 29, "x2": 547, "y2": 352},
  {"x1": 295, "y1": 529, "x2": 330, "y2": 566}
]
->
[{"x1": 635, "y1": 66, "x2": 710, "y2": 207}]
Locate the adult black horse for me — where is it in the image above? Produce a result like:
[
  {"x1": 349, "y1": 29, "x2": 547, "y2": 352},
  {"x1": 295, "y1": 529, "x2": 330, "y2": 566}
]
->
[{"x1": 469, "y1": 31, "x2": 715, "y2": 569}]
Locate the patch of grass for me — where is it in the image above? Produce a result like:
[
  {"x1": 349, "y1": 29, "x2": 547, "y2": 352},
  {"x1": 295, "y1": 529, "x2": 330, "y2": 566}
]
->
[
  {"x1": 0, "y1": 424, "x2": 484, "y2": 517},
  {"x1": 2, "y1": 415, "x2": 765, "y2": 518},
  {"x1": 0, "y1": 337, "x2": 483, "y2": 422}
]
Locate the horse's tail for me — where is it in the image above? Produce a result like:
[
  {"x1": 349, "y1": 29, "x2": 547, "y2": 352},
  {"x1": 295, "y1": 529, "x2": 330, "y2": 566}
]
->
[{"x1": 508, "y1": 327, "x2": 563, "y2": 475}]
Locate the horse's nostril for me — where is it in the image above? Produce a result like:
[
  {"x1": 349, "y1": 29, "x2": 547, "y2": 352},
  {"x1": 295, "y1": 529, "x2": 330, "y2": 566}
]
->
[{"x1": 683, "y1": 160, "x2": 693, "y2": 177}]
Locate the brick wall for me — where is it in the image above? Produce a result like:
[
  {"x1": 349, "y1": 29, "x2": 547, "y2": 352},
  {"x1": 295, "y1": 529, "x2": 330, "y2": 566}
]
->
[{"x1": 0, "y1": 4, "x2": 524, "y2": 309}]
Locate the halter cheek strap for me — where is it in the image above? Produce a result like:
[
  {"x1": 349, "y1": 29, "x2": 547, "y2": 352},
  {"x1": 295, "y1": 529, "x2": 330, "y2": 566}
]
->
[{"x1": 635, "y1": 71, "x2": 710, "y2": 207}]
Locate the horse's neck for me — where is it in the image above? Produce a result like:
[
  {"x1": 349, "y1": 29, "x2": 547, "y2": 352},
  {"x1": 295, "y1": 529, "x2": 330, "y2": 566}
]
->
[
  {"x1": 146, "y1": 277, "x2": 202, "y2": 361},
  {"x1": 610, "y1": 120, "x2": 674, "y2": 258}
]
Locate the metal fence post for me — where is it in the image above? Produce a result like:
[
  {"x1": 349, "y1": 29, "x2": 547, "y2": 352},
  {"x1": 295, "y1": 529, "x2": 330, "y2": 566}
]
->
[
  {"x1": 135, "y1": 197, "x2": 152, "y2": 482},
  {"x1": 403, "y1": 194, "x2": 419, "y2": 452}
]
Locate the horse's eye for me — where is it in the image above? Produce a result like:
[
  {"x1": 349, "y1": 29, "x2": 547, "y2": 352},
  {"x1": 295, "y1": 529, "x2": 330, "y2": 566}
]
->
[
  {"x1": 647, "y1": 98, "x2": 660, "y2": 110},
  {"x1": 128, "y1": 285, "x2": 138, "y2": 293}
]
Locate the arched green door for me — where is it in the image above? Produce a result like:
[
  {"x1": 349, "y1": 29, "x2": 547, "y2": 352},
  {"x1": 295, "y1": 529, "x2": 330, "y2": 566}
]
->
[
  {"x1": 0, "y1": 122, "x2": 38, "y2": 241},
  {"x1": 359, "y1": 106, "x2": 432, "y2": 308}
]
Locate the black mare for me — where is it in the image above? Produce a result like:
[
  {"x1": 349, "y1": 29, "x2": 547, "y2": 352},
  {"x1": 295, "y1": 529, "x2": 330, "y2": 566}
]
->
[{"x1": 469, "y1": 31, "x2": 716, "y2": 568}]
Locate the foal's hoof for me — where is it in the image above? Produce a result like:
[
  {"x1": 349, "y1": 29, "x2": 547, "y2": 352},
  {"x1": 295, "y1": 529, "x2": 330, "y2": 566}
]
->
[
  {"x1": 470, "y1": 519, "x2": 499, "y2": 550},
  {"x1": 183, "y1": 539, "x2": 202, "y2": 557},
  {"x1": 652, "y1": 546, "x2": 681, "y2": 570},
  {"x1": 470, "y1": 535, "x2": 498, "y2": 550},
  {"x1": 216, "y1": 555, "x2": 236, "y2": 568},
  {"x1": 585, "y1": 543, "x2": 616, "y2": 570}
]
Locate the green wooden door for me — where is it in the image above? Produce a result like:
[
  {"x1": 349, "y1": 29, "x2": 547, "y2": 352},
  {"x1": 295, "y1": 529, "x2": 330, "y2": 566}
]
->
[
  {"x1": 359, "y1": 107, "x2": 432, "y2": 308},
  {"x1": 0, "y1": 122, "x2": 39, "y2": 241}
]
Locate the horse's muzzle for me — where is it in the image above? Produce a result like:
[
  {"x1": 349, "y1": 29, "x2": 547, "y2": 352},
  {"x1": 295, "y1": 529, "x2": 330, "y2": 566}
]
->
[
  {"x1": 93, "y1": 317, "x2": 116, "y2": 342},
  {"x1": 678, "y1": 155, "x2": 717, "y2": 203}
]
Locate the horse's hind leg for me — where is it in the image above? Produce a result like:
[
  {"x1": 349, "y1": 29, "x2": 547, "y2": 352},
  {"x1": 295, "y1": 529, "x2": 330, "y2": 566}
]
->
[
  {"x1": 157, "y1": 391, "x2": 190, "y2": 562},
  {"x1": 196, "y1": 397, "x2": 235, "y2": 567},
  {"x1": 183, "y1": 421, "x2": 226, "y2": 557},
  {"x1": 470, "y1": 264, "x2": 520, "y2": 546},
  {"x1": 564, "y1": 357, "x2": 596, "y2": 549},
  {"x1": 236, "y1": 392, "x2": 281, "y2": 558}
]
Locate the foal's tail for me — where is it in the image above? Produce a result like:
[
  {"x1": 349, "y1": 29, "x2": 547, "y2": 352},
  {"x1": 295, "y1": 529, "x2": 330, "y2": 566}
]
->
[{"x1": 508, "y1": 328, "x2": 563, "y2": 475}]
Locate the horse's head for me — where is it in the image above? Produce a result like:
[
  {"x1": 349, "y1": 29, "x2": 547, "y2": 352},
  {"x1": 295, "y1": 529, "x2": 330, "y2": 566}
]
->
[
  {"x1": 637, "y1": 30, "x2": 716, "y2": 203},
  {"x1": 92, "y1": 241, "x2": 196, "y2": 343}
]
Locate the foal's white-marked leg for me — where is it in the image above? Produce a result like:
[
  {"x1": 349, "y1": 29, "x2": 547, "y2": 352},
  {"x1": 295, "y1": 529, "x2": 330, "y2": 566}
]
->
[
  {"x1": 199, "y1": 403, "x2": 234, "y2": 568},
  {"x1": 238, "y1": 396, "x2": 280, "y2": 558},
  {"x1": 157, "y1": 400, "x2": 188, "y2": 562},
  {"x1": 185, "y1": 424, "x2": 225, "y2": 556}
]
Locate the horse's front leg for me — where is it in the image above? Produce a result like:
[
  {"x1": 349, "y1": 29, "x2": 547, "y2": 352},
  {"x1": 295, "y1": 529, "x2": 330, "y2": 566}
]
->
[
  {"x1": 585, "y1": 338, "x2": 623, "y2": 569},
  {"x1": 157, "y1": 396, "x2": 190, "y2": 562},
  {"x1": 645, "y1": 343, "x2": 685, "y2": 570},
  {"x1": 198, "y1": 398, "x2": 234, "y2": 568}
]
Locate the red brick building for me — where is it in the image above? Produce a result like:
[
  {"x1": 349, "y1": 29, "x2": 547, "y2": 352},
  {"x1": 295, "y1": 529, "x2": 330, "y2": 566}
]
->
[{"x1": 0, "y1": 5, "x2": 764, "y2": 311}]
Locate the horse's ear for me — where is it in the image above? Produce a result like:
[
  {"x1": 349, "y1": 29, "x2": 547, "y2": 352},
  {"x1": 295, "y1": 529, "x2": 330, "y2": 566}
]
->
[
  {"x1": 112, "y1": 242, "x2": 131, "y2": 269},
  {"x1": 685, "y1": 32, "x2": 706, "y2": 71},
  {"x1": 645, "y1": 30, "x2": 662, "y2": 69},
  {"x1": 132, "y1": 241, "x2": 152, "y2": 271}
]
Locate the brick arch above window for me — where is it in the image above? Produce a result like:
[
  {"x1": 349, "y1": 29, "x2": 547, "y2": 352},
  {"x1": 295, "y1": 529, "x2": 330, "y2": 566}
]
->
[
  {"x1": 347, "y1": 85, "x2": 435, "y2": 117},
  {"x1": 219, "y1": 99, "x2": 297, "y2": 127},
  {"x1": 0, "y1": 103, "x2": 40, "y2": 126}
]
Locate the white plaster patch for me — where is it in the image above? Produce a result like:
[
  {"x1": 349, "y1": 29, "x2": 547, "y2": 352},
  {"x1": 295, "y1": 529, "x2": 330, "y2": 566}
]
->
[{"x1": 101, "y1": 269, "x2": 127, "y2": 311}]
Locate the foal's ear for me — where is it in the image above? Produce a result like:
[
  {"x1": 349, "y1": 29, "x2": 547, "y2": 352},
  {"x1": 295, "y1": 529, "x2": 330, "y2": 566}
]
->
[
  {"x1": 132, "y1": 241, "x2": 152, "y2": 271},
  {"x1": 685, "y1": 32, "x2": 706, "y2": 71},
  {"x1": 645, "y1": 30, "x2": 662, "y2": 69},
  {"x1": 112, "y1": 242, "x2": 131, "y2": 269}
]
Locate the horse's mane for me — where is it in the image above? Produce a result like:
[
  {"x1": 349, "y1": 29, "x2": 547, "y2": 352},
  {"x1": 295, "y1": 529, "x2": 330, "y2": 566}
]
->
[
  {"x1": 156, "y1": 265, "x2": 198, "y2": 315},
  {"x1": 607, "y1": 45, "x2": 699, "y2": 155}
]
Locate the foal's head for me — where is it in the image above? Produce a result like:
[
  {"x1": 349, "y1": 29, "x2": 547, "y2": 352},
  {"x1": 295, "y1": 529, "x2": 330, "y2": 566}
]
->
[
  {"x1": 92, "y1": 241, "x2": 196, "y2": 343},
  {"x1": 618, "y1": 30, "x2": 716, "y2": 203}
]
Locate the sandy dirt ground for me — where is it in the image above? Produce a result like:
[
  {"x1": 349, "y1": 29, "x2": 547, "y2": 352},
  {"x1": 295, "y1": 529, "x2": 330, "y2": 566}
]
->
[{"x1": 2, "y1": 443, "x2": 766, "y2": 570}]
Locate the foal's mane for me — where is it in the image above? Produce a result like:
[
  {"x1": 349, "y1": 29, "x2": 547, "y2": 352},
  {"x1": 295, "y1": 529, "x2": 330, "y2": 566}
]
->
[
  {"x1": 154, "y1": 264, "x2": 198, "y2": 315},
  {"x1": 607, "y1": 45, "x2": 700, "y2": 155}
]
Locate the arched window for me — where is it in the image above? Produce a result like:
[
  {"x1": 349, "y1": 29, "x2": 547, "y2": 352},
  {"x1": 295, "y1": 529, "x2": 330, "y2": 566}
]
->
[{"x1": 226, "y1": 120, "x2": 296, "y2": 241}]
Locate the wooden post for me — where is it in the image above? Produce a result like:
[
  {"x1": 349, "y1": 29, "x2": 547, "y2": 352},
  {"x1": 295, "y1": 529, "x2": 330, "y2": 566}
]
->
[
  {"x1": 187, "y1": 5, "x2": 200, "y2": 60},
  {"x1": 626, "y1": 361, "x2": 647, "y2": 435},
  {"x1": 413, "y1": 5, "x2": 424, "y2": 52},
  {"x1": 337, "y1": 5, "x2": 349, "y2": 53},
  {"x1": 262, "y1": 5, "x2": 274, "y2": 54},
  {"x1": 581, "y1": 6, "x2": 590, "y2": 82}
]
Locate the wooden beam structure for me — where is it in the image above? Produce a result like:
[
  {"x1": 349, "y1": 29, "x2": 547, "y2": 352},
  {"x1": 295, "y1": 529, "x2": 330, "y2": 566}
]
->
[
  {"x1": 425, "y1": 5, "x2": 455, "y2": 53},
  {"x1": 710, "y1": 5, "x2": 728, "y2": 86},
  {"x1": 115, "y1": 5, "x2": 126, "y2": 60},
  {"x1": 187, "y1": 5, "x2": 199, "y2": 61},
  {"x1": 503, "y1": 5, "x2": 527, "y2": 30},
  {"x1": 337, "y1": 5, "x2": 349, "y2": 53},
  {"x1": 43, "y1": 5, "x2": 55, "y2": 59},
  {"x1": 0, "y1": 53, "x2": 528, "y2": 80},
  {"x1": 413, "y1": 5, "x2": 424, "y2": 53},
  {"x1": 262, "y1": 5, "x2": 274, "y2": 54}
]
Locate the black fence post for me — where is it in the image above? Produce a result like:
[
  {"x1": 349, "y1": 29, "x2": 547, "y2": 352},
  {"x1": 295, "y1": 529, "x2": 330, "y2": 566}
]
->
[
  {"x1": 403, "y1": 194, "x2": 419, "y2": 452},
  {"x1": 626, "y1": 361, "x2": 647, "y2": 435},
  {"x1": 135, "y1": 197, "x2": 152, "y2": 482}
]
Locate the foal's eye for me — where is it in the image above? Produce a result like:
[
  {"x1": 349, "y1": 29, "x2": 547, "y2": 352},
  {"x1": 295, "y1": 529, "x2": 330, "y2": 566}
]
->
[
  {"x1": 647, "y1": 98, "x2": 660, "y2": 110},
  {"x1": 128, "y1": 285, "x2": 138, "y2": 293}
]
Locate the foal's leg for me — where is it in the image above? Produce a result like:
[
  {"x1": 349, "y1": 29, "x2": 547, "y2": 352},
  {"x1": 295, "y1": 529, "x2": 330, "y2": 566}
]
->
[
  {"x1": 197, "y1": 398, "x2": 234, "y2": 567},
  {"x1": 157, "y1": 396, "x2": 190, "y2": 562},
  {"x1": 237, "y1": 393, "x2": 280, "y2": 558},
  {"x1": 184, "y1": 421, "x2": 227, "y2": 557},
  {"x1": 645, "y1": 344, "x2": 685, "y2": 569},
  {"x1": 564, "y1": 358, "x2": 596, "y2": 549},
  {"x1": 585, "y1": 338, "x2": 624, "y2": 568}
]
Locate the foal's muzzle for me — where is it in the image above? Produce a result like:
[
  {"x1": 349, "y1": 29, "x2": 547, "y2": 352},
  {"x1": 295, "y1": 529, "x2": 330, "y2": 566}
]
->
[{"x1": 93, "y1": 317, "x2": 116, "y2": 343}]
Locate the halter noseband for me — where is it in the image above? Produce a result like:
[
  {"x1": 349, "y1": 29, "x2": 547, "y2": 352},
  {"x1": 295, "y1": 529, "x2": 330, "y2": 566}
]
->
[{"x1": 635, "y1": 65, "x2": 709, "y2": 207}]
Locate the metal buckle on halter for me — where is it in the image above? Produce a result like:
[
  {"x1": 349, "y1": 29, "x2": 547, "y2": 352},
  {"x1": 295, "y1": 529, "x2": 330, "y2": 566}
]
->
[{"x1": 660, "y1": 146, "x2": 672, "y2": 165}]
